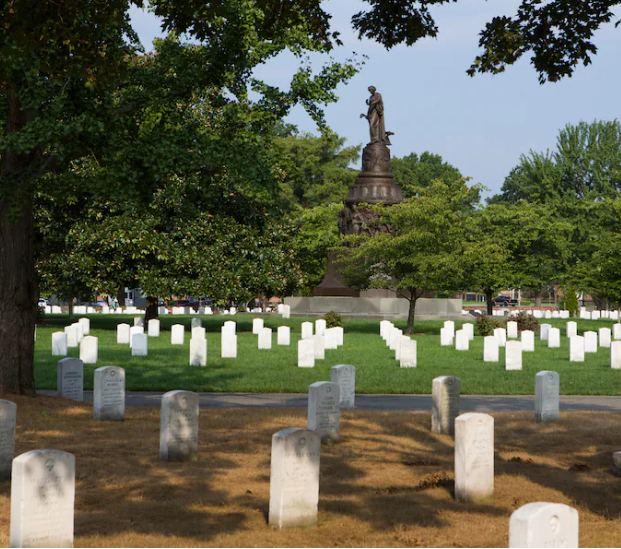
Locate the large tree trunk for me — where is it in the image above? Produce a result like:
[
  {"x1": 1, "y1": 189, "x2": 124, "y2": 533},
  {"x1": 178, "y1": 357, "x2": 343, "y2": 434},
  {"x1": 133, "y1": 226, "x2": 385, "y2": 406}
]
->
[
  {"x1": 0, "y1": 91, "x2": 37, "y2": 395},
  {"x1": 116, "y1": 286, "x2": 126, "y2": 308},
  {"x1": 405, "y1": 288, "x2": 421, "y2": 335},
  {"x1": 68, "y1": 300, "x2": 74, "y2": 319},
  {"x1": 144, "y1": 296, "x2": 159, "y2": 323},
  {"x1": 485, "y1": 287, "x2": 494, "y2": 315}
]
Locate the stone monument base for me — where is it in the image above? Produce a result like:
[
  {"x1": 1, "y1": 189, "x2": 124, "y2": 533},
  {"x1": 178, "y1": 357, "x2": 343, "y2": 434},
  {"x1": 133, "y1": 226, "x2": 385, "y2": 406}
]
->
[{"x1": 284, "y1": 296, "x2": 463, "y2": 320}]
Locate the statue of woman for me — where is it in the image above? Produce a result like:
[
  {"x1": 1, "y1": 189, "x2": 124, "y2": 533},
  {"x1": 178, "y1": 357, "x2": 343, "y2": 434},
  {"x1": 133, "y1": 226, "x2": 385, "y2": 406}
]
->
[{"x1": 360, "y1": 86, "x2": 391, "y2": 145}]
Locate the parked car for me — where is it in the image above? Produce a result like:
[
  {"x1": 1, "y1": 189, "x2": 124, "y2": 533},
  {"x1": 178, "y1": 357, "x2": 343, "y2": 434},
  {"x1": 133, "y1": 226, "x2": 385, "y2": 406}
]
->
[{"x1": 492, "y1": 296, "x2": 518, "y2": 307}]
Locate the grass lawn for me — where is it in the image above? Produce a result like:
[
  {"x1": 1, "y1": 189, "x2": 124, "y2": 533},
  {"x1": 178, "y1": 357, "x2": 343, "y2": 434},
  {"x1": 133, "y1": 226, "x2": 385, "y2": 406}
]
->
[
  {"x1": 34, "y1": 314, "x2": 621, "y2": 395},
  {"x1": 1, "y1": 394, "x2": 620, "y2": 547}
]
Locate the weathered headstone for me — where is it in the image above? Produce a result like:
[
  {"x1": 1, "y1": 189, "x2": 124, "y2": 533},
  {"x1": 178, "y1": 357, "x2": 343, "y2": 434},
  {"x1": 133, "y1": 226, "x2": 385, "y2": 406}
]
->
[
  {"x1": 507, "y1": 321, "x2": 518, "y2": 339},
  {"x1": 94, "y1": 366, "x2": 125, "y2": 421},
  {"x1": 134, "y1": 316, "x2": 144, "y2": 327},
  {"x1": 159, "y1": 390, "x2": 199, "y2": 461},
  {"x1": 313, "y1": 333, "x2": 325, "y2": 360},
  {"x1": 117, "y1": 323, "x2": 130, "y2": 344},
  {"x1": 506, "y1": 341, "x2": 522, "y2": 371},
  {"x1": 569, "y1": 335, "x2": 585, "y2": 362},
  {"x1": 324, "y1": 328, "x2": 338, "y2": 350},
  {"x1": 614, "y1": 323, "x2": 621, "y2": 340},
  {"x1": 52, "y1": 332, "x2": 68, "y2": 356},
  {"x1": 10, "y1": 449, "x2": 75, "y2": 548},
  {"x1": 521, "y1": 330, "x2": 535, "y2": 352},
  {"x1": 308, "y1": 381, "x2": 340, "y2": 442},
  {"x1": 331, "y1": 365, "x2": 355, "y2": 409},
  {"x1": 221, "y1": 329, "x2": 237, "y2": 358},
  {"x1": 64, "y1": 325, "x2": 78, "y2": 348},
  {"x1": 566, "y1": 321, "x2": 577, "y2": 338},
  {"x1": 73, "y1": 322, "x2": 84, "y2": 343},
  {"x1": 258, "y1": 327, "x2": 273, "y2": 350},
  {"x1": 493, "y1": 328, "x2": 506, "y2": 348},
  {"x1": 584, "y1": 330, "x2": 598, "y2": 353},
  {"x1": 171, "y1": 324, "x2": 185, "y2": 345},
  {"x1": 131, "y1": 333, "x2": 148, "y2": 356},
  {"x1": 400, "y1": 338, "x2": 417, "y2": 368},
  {"x1": 189, "y1": 338, "x2": 207, "y2": 366},
  {"x1": 431, "y1": 376, "x2": 460, "y2": 436},
  {"x1": 547, "y1": 327, "x2": 560, "y2": 348},
  {"x1": 129, "y1": 326, "x2": 143, "y2": 348},
  {"x1": 301, "y1": 322, "x2": 314, "y2": 340},
  {"x1": 191, "y1": 326, "x2": 206, "y2": 340},
  {"x1": 57, "y1": 358, "x2": 83, "y2": 402},
  {"x1": 509, "y1": 502, "x2": 579, "y2": 548},
  {"x1": 611, "y1": 341, "x2": 621, "y2": 369},
  {"x1": 454, "y1": 412, "x2": 494, "y2": 503},
  {"x1": 277, "y1": 326, "x2": 291, "y2": 346},
  {"x1": 440, "y1": 327, "x2": 454, "y2": 346},
  {"x1": 298, "y1": 339, "x2": 315, "y2": 368},
  {"x1": 79, "y1": 335, "x2": 98, "y2": 364},
  {"x1": 268, "y1": 428, "x2": 320, "y2": 529},
  {"x1": 335, "y1": 327, "x2": 345, "y2": 347},
  {"x1": 535, "y1": 371, "x2": 559, "y2": 423},
  {"x1": 463, "y1": 322, "x2": 474, "y2": 341},
  {"x1": 540, "y1": 323, "x2": 551, "y2": 341},
  {"x1": 147, "y1": 318, "x2": 160, "y2": 337},
  {"x1": 252, "y1": 318, "x2": 264, "y2": 335},
  {"x1": 78, "y1": 317, "x2": 90, "y2": 335},
  {"x1": 315, "y1": 319, "x2": 327, "y2": 336},
  {"x1": 483, "y1": 336, "x2": 499, "y2": 362},
  {"x1": 599, "y1": 327, "x2": 612, "y2": 348},
  {"x1": 455, "y1": 329, "x2": 469, "y2": 351},
  {"x1": 0, "y1": 400, "x2": 16, "y2": 479},
  {"x1": 191, "y1": 318, "x2": 202, "y2": 329}
]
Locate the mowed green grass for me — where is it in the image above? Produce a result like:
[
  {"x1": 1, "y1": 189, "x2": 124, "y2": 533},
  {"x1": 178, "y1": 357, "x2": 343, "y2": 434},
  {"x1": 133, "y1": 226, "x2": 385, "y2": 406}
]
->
[{"x1": 34, "y1": 314, "x2": 621, "y2": 395}]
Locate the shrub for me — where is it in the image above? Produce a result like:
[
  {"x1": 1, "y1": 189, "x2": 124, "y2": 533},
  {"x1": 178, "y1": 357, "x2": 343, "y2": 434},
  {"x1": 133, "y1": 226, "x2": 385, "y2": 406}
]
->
[
  {"x1": 564, "y1": 288, "x2": 579, "y2": 318},
  {"x1": 474, "y1": 315, "x2": 505, "y2": 337},
  {"x1": 514, "y1": 311, "x2": 539, "y2": 333},
  {"x1": 322, "y1": 311, "x2": 343, "y2": 328}
]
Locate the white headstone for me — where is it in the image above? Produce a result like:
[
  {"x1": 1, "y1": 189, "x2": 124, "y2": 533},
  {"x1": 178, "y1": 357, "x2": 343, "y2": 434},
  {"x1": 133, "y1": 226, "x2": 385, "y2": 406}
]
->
[
  {"x1": 72, "y1": 322, "x2": 84, "y2": 343},
  {"x1": 223, "y1": 320, "x2": 236, "y2": 334},
  {"x1": 0, "y1": 400, "x2": 16, "y2": 479},
  {"x1": 189, "y1": 338, "x2": 207, "y2": 366},
  {"x1": 389, "y1": 328, "x2": 403, "y2": 351},
  {"x1": 454, "y1": 413, "x2": 494, "y2": 503},
  {"x1": 533, "y1": 310, "x2": 543, "y2": 319},
  {"x1": 171, "y1": 324, "x2": 185, "y2": 345},
  {"x1": 440, "y1": 327, "x2": 454, "y2": 346},
  {"x1": 544, "y1": 310, "x2": 552, "y2": 319},
  {"x1": 191, "y1": 326, "x2": 206, "y2": 340},
  {"x1": 10, "y1": 449, "x2": 75, "y2": 548},
  {"x1": 380, "y1": 320, "x2": 391, "y2": 339},
  {"x1": 268, "y1": 428, "x2": 320, "y2": 529},
  {"x1": 535, "y1": 371, "x2": 559, "y2": 423},
  {"x1": 591, "y1": 310, "x2": 601, "y2": 321},
  {"x1": 614, "y1": 323, "x2": 621, "y2": 340},
  {"x1": 506, "y1": 341, "x2": 522, "y2": 371},
  {"x1": 566, "y1": 321, "x2": 577, "y2": 338},
  {"x1": 191, "y1": 318, "x2": 202, "y2": 329},
  {"x1": 400, "y1": 338, "x2": 417, "y2": 368},
  {"x1": 57, "y1": 358, "x2": 83, "y2": 402},
  {"x1": 131, "y1": 333, "x2": 148, "y2": 356},
  {"x1": 148, "y1": 318, "x2": 160, "y2": 337},
  {"x1": 315, "y1": 319, "x2": 327, "y2": 336},
  {"x1": 540, "y1": 323, "x2": 551, "y2": 341},
  {"x1": 78, "y1": 317, "x2": 90, "y2": 335},
  {"x1": 221, "y1": 330, "x2": 237, "y2": 358},
  {"x1": 94, "y1": 366, "x2": 125, "y2": 421},
  {"x1": 611, "y1": 341, "x2": 621, "y2": 369},
  {"x1": 521, "y1": 330, "x2": 535, "y2": 352},
  {"x1": 282, "y1": 305, "x2": 291, "y2": 319},
  {"x1": 507, "y1": 321, "x2": 518, "y2": 339},
  {"x1": 159, "y1": 390, "x2": 199, "y2": 461},
  {"x1": 79, "y1": 335, "x2": 98, "y2": 364},
  {"x1": 431, "y1": 376, "x2": 460, "y2": 436},
  {"x1": 52, "y1": 332, "x2": 68, "y2": 356},
  {"x1": 301, "y1": 322, "x2": 314, "y2": 340},
  {"x1": 129, "y1": 326, "x2": 143, "y2": 348},
  {"x1": 462, "y1": 323, "x2": 474, "y2": 341},
  {"x1": 444, "y1": 320, "x2": 455, "y2": 338},
  {"x1": 277, "y1": 326, "x2": 291, "y2": 346},
  {"x1": 116, "y1": 323, "x2": 130, "y2": 344},
  {"x1": 455, "y1": 329, "x2": 469, "y2": 351},
  {"x1": 258, "y1": 327, "x2": 272, "y2": 350},
  {"x1": 569, "y1": 335, "x2": 585, "y2": 362},
  {"x1": 331, "y1": 365, "x2": 355, "y2": 409},
  {"x1": 493, "y1": 328, "x2": 506, "y2": 348},
  {"x1": 298, "y1": 339, "x2": 315, "y2": 368},
  {"x1": 483, "y1": 336, "x2": 499, "y2": 362},
  {"x1": 584, "y1": 330, "x2": 598, "y2": 353},
  {"x1": 560, "y1": 310, "x2": 570, "y2": 319},
  {"x1": 252, "y1": 318, "x2": 264, "y2": 335},
  {"x1": 324, "y1": 328, "x2": 338, "y2": 350},
  {"x1": 509, "y1": 502, "x2": 578, "y2": 548},
  {"x1": 547, "y1": 327, "x2": 560, "y2": 348},
  {"x1": 599, "y1": 327, "x2": 612, "y2": 348},
  {"x1": 64, "y1": 325, "x2": 78, "y2": 348},
  {"x1": 308, "y1": 381, "x2": 340, "y2": 442},
  {"x1": 134, "y1": 316, "x2": 144, "y2": 327},
  {"x1": 312, "y1": 333, "x2": 325, "y2": 359}
]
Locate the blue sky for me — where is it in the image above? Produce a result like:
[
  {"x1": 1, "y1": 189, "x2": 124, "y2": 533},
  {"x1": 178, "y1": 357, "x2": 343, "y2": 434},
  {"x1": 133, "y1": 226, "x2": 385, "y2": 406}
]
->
[{"x1": 129, "y1": 1, "x2": 620, "y2": 199}]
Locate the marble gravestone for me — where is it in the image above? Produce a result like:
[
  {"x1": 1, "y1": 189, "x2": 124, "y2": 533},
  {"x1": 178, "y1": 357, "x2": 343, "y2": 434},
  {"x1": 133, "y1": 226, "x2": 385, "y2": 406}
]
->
[
  {"x1": 148, "y1": 318, "x2": 160, "y2": 337},
  {"x1": 599, "y1": 327, "x2": 612, "y2": 348},
  {"x1": 191, "y1": 318, "x2": 202, "y2": 330},
  {"x1": 444, "y1": 320, "x2": 455, "y2": 339},
  {"x1": 64, "y1": 325, "x2": 78, "y2": 348},
  {"x1": 455, "y1": 330, "x2": 469, "y2": 351},
  {"x1": 301, "y1": 322, "x2": 314, "y2": 340},
  {"x1": 400, "y1": 338, "x2": 417, "y2": 368},
  {"x1": 547, "y1": 327, "x2": 560, "y2": 348},
  {"x1": 521, "y1": 330, "x2": 535, "y2": 352},
  {"x1": 613, "y1": 323, "x2": 621, "y2": 340},
  {"x1": 117, "y1": 323, "x2": 130, "y2": 344},
  {"x1": 324, "y1": 328, "x2": 338, "y2": 350},
  {"x1": 570, "y1": 335, "x2": 585, "y2": 362},
  {"x1": 505, "y1": 341, "x2": 522, "y2": 371},
  {"x1": 308, "y1": 382, "x2": 340, "y2": 442},
  {"x1": 483, "y1": 336, "x2": 499, "y2": 362},
  {"x1": 454, "y1": 413, "x2": 494, "y2": 503},
  {"x1": 298, "y1": 340, "x2": 315, "y2": 368},
  {"x1": 132, "y1": 333, "x2": 148, "y2": 356},
  {"x1": 10, "y1": 449, "x2": 76, "y2": 548},
  {"x1": 258, "y1": 328, "x2": 273, "y2": 350},
  {"x1": 171, "y1": 324, "x2": 185, "y2": 345},
  {"x1": 0, "y1": 400, "x2": 16, "y2": 479},
  {"x1": 57, "y1": 358, "x2": 83, "y2": 402},
  {"x1": 584, "y1": 330, "x2": 598, "y2": 353},
  {"x1": 78, "y1": 317, "x2": 90, "y2": 335},
  {"x1": 334, "y1": 326, "x2": 344, "y2": 346},
  {"x1": 507, "y1": 321, "x2": 518, "y2": 339},
  {"x1": 129, "y1": 326, "x2": 143, "y2": 348},
  {"x1": 462, "y1": 323, "x2": 474, "y2": 341},
  {"x1": 611, "y1": 341, "x2": 621, "y2": 369},
  {"x1": 509, "y1": 502, "x2": 578, "y2": 548},
  {"x1": 540, "y1": 323, "x2": 551, "y2": 341},
  {"x1": 160, "y1": 390, "x2": 199, "y2": 461},
  {"x1": 52, "y1": 332, "x2": 68, "y2": 357},
  {"x1": 277, "y1": 326, "x2": 291, "y2": 346},
  {"x1": 189, "y1": 338, "x2": 207, "y2": 366},
  {"x1": 493, "y1": 328, "x2": 506, "y2": 348},
  {"x1": 94, "y1": 366, "x2": 125, "y2": 421},
  {"x1": 252, "y1": 318, "x2": 264, "y2": 335},
  {"x1": 331, "y1": 365, "x2": 355, "y2": 409},
  {"x1": 535, "y1": 371, "x2": 559, "y2": 423},
  {"x1": 566, "y1": 321, "x2": 577, "y2": 338},
  {"x1": 440, "y1": 327, "x2": 453, "y2": 346},
  {"x1": 79, "y1": 335, "x2": 98, "y2": 364},
  {"x1": 223, "y1": 320, "x2": 236, "y2": 334},
  {"x1": 315, "y1": 319, "x2": 327, "y2": 336},
  {"x1": 268, "y1": 428, "x2": 321, "y2": 529},
  {"x1": 313, "y1": 334, "x2": 325, "y2": 360},
  {"x1": 191, "y1": 326, "x2": 206, "y2": 340},
  {"x1": 431, "y1": 376, "x2": 460, "y2": 436},
  {"x1": 221, "y1": 330, "x2": 237, "y2": 358}
]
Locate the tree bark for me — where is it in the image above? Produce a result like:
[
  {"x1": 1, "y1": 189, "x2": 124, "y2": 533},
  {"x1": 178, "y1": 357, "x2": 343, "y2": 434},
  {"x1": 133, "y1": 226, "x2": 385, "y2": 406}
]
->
[
  {"x1": 485, "y1": 287, "x2": 494, "y2": 315},
  {"x1": 405, "y1": 288, "x2": 421, "y2": 335},
  {"x1": 116, "y1": 286, "x2": 126, "y2": 308},
  {"x1": 145, "y1": 296, "x2": 159, "y2": 323},
  {"x1": 534, "y1": 291, "x2": 542, "y2": 308},
  {"x1": 68, "y1": 300, "x2": 74, "y2": 319}
]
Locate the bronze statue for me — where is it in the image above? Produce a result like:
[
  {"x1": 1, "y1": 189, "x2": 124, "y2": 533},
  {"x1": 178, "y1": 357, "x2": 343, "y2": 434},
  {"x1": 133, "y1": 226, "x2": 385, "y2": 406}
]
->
[{"x1": 360, "y1": 86, "x2": 392, "y2": 146}]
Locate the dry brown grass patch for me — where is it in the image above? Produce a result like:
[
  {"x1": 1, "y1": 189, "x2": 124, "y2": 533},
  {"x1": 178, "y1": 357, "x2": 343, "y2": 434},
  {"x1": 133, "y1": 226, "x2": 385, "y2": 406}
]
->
[{"x1": 0, "y1": 396, "x2": 620, "y2": 547}]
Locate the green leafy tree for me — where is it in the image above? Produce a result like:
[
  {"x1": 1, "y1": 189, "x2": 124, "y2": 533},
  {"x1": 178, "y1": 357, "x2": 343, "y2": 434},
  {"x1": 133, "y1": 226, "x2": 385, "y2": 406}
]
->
[
  {"x1": 337, "y1": 178, "x2": 481, "y2": 334},
  {"x1": 391, "y1": 152, "x2": 464, "y2": 198}
]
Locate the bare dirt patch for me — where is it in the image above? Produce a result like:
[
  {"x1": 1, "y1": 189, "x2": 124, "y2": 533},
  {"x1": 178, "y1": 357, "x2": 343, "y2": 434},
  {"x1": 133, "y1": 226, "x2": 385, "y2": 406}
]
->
[{"x1": 0, "y1": 395, "x2": 620, "y2": 547}]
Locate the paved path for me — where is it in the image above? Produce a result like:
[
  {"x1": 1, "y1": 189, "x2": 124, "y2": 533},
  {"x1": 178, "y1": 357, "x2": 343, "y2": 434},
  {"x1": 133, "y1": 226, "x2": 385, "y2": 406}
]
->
[{"x1": 38, "y1": 391, "x2": 621, "y2": 412}]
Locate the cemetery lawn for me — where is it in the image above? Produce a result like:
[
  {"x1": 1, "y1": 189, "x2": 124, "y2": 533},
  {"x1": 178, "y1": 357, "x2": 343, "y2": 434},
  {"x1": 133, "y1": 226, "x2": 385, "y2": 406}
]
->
[
  {"x1": 2, "y1": 394, "x2": 621, "y2": 547},
  {"x1": 35, "y1": 315, "x2": 621, "y2": 395}
]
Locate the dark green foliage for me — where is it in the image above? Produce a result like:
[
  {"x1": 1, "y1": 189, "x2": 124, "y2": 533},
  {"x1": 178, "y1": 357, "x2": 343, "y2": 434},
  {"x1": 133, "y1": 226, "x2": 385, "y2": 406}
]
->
[
  {"x1": 564, "y1": 289, "x2": 579, "y2": 318},
  {"x1": 514, "y1": 311, "x2": 540, "y2": 333},
  {"x1": 474, "y1": 315, "x2": 505, "y2": 337},
  {"x1": 322, "y1": 311, "x2": 343, "y2": 328}
]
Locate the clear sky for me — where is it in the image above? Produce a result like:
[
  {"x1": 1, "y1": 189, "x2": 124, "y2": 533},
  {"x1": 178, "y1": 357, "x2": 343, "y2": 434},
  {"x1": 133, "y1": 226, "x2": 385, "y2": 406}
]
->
[{"x1": 129, "y1": 1, "x2": 620, "y2": 199}]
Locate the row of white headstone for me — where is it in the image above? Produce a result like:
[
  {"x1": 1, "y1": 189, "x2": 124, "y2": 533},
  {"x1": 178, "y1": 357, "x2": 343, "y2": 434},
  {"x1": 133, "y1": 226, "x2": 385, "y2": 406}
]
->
[
  {"x1": 379, "y1": 321, "x2": 416, "y2": 367},
  {"x1": 296, "y1": 321, "x2": 345, "y2": 367}
]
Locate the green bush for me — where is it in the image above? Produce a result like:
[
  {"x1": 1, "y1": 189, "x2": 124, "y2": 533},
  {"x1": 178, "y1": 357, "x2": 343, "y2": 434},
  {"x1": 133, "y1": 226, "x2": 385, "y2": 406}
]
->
[
  {"x1": 475, "y1": 315, "x2": 505, "y2": 337},
  {"x1": 514, "y1": 311, "x2": 539, "y2": 333},
  {"x1": 322, "y1": 311, "x2": 343, "y2": 328},
  {"x1": 564, "y1": 289, "x2": 579, "y2": 318}
]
